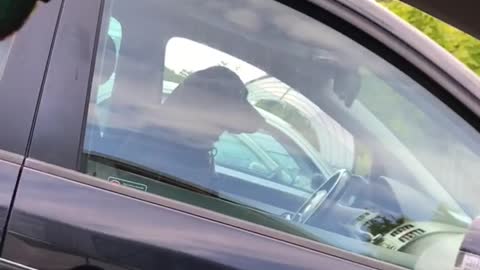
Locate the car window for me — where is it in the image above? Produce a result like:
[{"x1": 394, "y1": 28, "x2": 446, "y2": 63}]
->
[
  {"x1": 82, "y1": 1, "x2": 480, "y2": 269},
  {"x1": 0, "y1": 37, "x2": 14, "y2": 80}
]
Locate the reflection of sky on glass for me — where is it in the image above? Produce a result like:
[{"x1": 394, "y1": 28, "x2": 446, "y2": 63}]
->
[
  {"x1": 79, "y1": 2, "x2": 480, "y2": 267},
  {"x1": 165, "y1": 37, "x2": 266, "y2": 83},
  {"x1": 85, "y1": 0, "x2": 480, "y2": 218}
]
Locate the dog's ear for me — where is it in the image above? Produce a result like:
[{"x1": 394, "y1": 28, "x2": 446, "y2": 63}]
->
[{"x1": 0, "y1": 0, "x2": 50, "y2": 41}]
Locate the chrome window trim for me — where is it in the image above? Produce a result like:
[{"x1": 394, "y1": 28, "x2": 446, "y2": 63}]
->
[
  {"x1": 0, "y1": 150, "x2": 23, "y2": 165},
  {"x1": 0, "y1": 258, "x2": 38, "y2": 270}
]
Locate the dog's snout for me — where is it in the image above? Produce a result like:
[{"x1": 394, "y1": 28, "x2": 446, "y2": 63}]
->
[{"x1": 227, "y1": 104, "x2": 266, "y2": 134}]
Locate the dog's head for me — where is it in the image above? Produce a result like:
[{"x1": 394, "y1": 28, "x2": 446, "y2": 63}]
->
[{"x1": 163, "y1": 66, "x2": 266, "y2": 142}]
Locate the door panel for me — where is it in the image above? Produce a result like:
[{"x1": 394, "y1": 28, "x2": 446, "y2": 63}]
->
[
  {"x1": 0, "y1": 0, "x2": 62, "y2": 254},
  {"x1": 3, "y1": 164, "x2": 375, "y2": 270}
]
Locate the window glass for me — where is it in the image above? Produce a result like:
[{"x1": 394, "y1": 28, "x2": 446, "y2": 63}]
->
[
  {"x1": 95, "y1": 17, "x2": 122, "y2": 105},
  {"x1": 0, "y1": 37, "x2": 14, "y2": 80},
  {"x1": 82, "y1": 1, "x2": 480, "y2": 269}
]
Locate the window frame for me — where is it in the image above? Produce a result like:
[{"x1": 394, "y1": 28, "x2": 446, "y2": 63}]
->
[
  {"x1": 26, "y1": 0, "x2": 480, "y2": 269},
  {"x1": 27, "y1": 0, "x2": 104, "y2": 168},
  {"x1": 0, "y1": 0, "x2": 63, "y2": 155}
]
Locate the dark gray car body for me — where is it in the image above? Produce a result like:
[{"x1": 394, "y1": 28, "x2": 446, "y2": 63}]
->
[{"x1": 0, "y1": 0, "x2": 479, "y2": 270}]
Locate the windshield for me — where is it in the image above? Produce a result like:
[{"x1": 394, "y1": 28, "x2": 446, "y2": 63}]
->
[{"x1": 352, "y1": 68, "x2": 480, "y2": 219}]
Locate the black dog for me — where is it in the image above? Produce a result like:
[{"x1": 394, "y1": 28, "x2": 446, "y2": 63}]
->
[{"x1": 151, "y1": 66, "x2": 266, "y2": 187}]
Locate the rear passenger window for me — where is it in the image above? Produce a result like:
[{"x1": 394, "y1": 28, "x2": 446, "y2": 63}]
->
[{"x1": 82, "y1": 1, "x2": 480, "y2": 269}]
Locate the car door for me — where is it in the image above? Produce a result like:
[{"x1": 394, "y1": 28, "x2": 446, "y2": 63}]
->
[
  {"x1": 0, "y1": 0, "x2": 61, "y2": 259},
  {"x1": 3, "y1": 0, "x2": 480, "y2": 270}
]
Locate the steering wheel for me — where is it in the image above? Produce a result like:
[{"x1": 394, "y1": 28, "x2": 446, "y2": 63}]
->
[{"x1": 293, "y1": 169, "x2": 353, "y2": 223}]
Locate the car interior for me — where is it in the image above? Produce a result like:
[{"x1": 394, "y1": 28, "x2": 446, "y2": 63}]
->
[{"x1": 82, "y1": 0, "x2": 480, "y2": 269}]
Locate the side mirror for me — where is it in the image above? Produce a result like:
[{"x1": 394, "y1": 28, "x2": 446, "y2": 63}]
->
[
  {"x1": 333, "y1": 64, "x2": 361, "y2": 108},
  {"x1": 0, "y1": 0, "x2": 50, "y2": 40}
]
